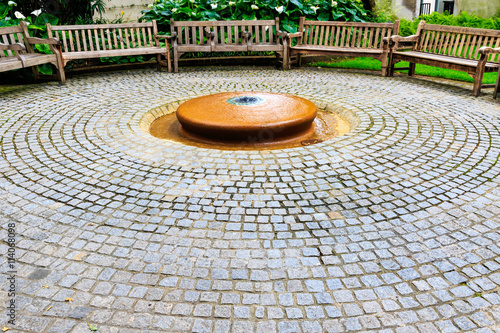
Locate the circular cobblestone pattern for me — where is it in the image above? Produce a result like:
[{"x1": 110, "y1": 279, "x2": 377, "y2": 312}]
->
[{"x1": 1, "y1": 67, "x2": 500, "y2": 333}]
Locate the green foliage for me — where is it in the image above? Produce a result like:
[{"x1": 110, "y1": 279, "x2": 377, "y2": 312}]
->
[
  {"x1": 372, "y1": 0, "x2": 396, "y2": 23},
  {"x1": 399, "y1": 11, "x2": 500, "y2": 36},
  {"x1": 140, "y1": 0, "x2": 371, "y2": 33}
]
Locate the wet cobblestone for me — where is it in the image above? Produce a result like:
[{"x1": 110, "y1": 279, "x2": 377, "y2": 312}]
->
[{"x1": 1, "y1": 66, "x2": 500, "y2": 332}]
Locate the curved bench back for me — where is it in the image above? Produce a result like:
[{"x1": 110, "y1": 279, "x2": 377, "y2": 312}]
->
[
  {"x1": 47, "y1": 21, "x2": 160, "y2": 54},
  {"x1": 415, "y1": 22, "x2": 500, "y2": 62},
  {"x1": 297, "y1": 18, "x2": 400, "y2": 49}
]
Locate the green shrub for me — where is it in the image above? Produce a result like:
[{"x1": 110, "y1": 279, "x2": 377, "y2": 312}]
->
[
  {"x1": 140, "y1": 0, "x2": 371, "y2": 33},
  {"x1": 399, "y1": 11, "x2": 500, "y2": 36}
]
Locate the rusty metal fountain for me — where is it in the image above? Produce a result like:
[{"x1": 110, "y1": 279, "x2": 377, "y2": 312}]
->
[{"x1": 148, "y1": 92, "x2": 350, "y2": 149}]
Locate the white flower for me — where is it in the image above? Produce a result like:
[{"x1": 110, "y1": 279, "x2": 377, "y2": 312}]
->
[
  {"x1": 14, "y1": 11, "x2": 25, "y2": 19},
  {"x1": 171, "y1": 8, "x2": 177, "y2": 12},
  {"x1": 362, "y1": 12, "x2": 367, "y2": 15},
  {"x1": 229, "y1": 1, "x2": 235, "y2": 5},
  {"x1": 275, "y1": 5, "x2": 284, "y2": 13},
  {"x1": 310, "y1": 5, "x2": 318, "y2": 13},
  {"x1": 8, "y1": 1, "x2": 17, "y2": 6},
  {"x1": 191, "y1": 11, "x2": 196, "y2": 15},
  {"x1": 31, "y1": 9, "x2": 41, "y2": 16},
  {"x1": 148, "y1": 4, "x2": 154, "y2": 8},
  {"x1": 210, "y1": 3, "x2": 217, "y2": 9},
  {"x1": 251, "y1": 4, "x2": 258, "y2": 10},
  {"x1": 331, "y1": 0, "x2": 337, "y2": 6}
]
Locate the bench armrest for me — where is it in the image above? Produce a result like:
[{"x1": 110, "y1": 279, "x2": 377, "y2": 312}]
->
[
  {"x1": 287, "y1": 32, "x2": 302, "y2": 39},
  {"x1": 26, "y1": 37, "x2": 60, "y2": 45},
  {"x1": 0, "y1": 42, "x2": 26, "y2": 51},
  {"x1": 389, "y1": 35, "x2": 419, "y2": 43},
  {"x1": 479, "y1": 47, "x2": 500, "y2": 55},
  {"x1": 385, "y1": 34, "x2": 419, "y2": 50},
  {"x1": 276, "y1": 30, "x2": 288, "y2": 38}
]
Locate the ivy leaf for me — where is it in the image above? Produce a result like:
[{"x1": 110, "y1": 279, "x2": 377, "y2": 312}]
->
[
  {"x1": 282, "y1": 20, "x2": 296, "y2": 33},
  {"x1": 289, "y1": 0, "x2": 303, "y2": 10},
  {"x1": 331, "y1": 11, "x2": 344, "y2": 20},
  {"x1": 242, "y1": 13, "x2": 256, "y2": 20},
  {"x1": 34, "y1": 13, "x2": 59, "y2": 26},
  {"x1": 318, "y1": 12, "x2": 329, "y2": 21},
  {"x1": 0, "y1": 4, "x2": 9, "y2": 20},
  {"x1": 35, "y1": 44, "x2": 51, "y2": 53},
  {"x1": 38, "y1": 63, "x2": 53, "y2": 75}
]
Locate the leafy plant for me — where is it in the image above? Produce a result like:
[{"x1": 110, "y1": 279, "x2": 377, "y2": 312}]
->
[
  {"x1": 140, "y1": 0, "x2": 371, "y2": 34},
  {"x1": 399, "y1": 11, "x2": 500, "y2": 36}
]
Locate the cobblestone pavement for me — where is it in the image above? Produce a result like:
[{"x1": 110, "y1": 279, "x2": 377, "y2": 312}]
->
[{"x1": 1, "y1": 67, "x2": 500, "y2": 333}]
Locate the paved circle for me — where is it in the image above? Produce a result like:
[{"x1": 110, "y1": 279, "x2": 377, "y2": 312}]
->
[{"x1": 0, "y1": 67, "x2": 500, "y2": 333}]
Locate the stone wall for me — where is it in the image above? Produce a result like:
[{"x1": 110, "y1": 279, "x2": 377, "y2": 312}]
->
[
  {"x1": 460, "y1": 0, "x2": 500, "y2": 18},
  {"x1": 101, "y1": 0, "x2": 149, "y2": 22}
]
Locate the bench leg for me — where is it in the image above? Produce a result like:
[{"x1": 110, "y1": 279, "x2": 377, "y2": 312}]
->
[
  {"x1": 473, "y1": 68, "x2": 485, "y2": 97},
  {"x1": 387, "y1": 58, "x2": 394, "y2": 77},
  {"x1": 173, "y1": 48, "x2": 179, "y2": 73},
  {"x1": 31, "y1": 66, "x2": 40, "y2": 81},
  {"x1": 156, "y1": 54, "x2": 162, "y2": 72},
  {"x1": 494, "y1": 70, "x2": 500, "y2": 99},
  {"x1": 281, "y1": 47, "x2": 288, "y2": 70},
  {"x1": 381, "y1": 54, "x2": 388, "y2": 77},
  {"x1": 297, "y1": 54, "x2": 302, "y2": 67},
  {"x1": 167, "y1": 48, "x2": 172, "y2": 73},
  {"x1": 54, "y1": 51, "x2": 66, "y2": 84},
  {"x1": 408, "y1": 62, "x2": 415, "y2": 77},
  {"x1": 55, "y1": 65, "x2": 66, "y2": 85}
]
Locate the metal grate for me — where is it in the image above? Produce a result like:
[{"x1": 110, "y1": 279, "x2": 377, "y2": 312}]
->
[{"x1": 420, "y1": 2, "x2": 431, "y2": 15}]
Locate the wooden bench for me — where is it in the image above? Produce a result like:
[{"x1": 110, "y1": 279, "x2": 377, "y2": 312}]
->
[
  {"x1": 287, "y1": 18, "x2": 400, "y2": 76},
  {"x1": 1, "y1": 21, "x2": 65, "y2": 84},
  {"x1": 387, "y1": 21, "x2": 500, "y2": 96},
  {"x1": 170, "y1": 18, "x2": 288, "y2": 73},
  {"x1": 46, "y1": 20, "x2": 172, "y2": 75}
]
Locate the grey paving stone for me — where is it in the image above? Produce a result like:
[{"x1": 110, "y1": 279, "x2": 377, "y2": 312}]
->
[{"x1": 3, "y1": 67, "x2": 500, "y2": 333}]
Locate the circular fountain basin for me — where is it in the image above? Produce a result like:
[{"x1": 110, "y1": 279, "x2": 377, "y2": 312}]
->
[{"x1": 176, "y1": 92, "x2": 318, "y2": 141}]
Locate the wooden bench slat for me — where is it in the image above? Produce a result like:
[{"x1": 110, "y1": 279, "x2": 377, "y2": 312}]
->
[
  {"x1": 93, "y1": 29, "x2": 99, "y2": 51},
  {"x1": 474, "y1": 35, "x2": 484, "y2": 59},
  {"x1": 147, "y1": 27, "x2": 153, "y2": 47},
  {"x1": 492, "y1": 38, "x2": 500, "y2": 62},
  {"x1": 81, "y1": 29, "x2": 88, "y2": 52},
  {"x1": 68, "y1": 30, "x2": 75, "y2": 52},
  {"x1": 356, "y1": 27, "x2": 363, "y2": 48},
  {"x1": 130, "y1": 28, "x2": 135, "y2": 48},
  {"x1": 440, "y1": 31, "x2": 450, "y2": 54},
  {"x1": 457, "y1": 33, "x2": 467, "y2": 57},
  {"x1": 51, "y1": 22, "x2": 154, "y2": 30},
  {"x1": 2, "y1": 35, "x2": 12, "y2": 57}
]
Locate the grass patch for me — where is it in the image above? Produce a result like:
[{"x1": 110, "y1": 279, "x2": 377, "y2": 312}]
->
[{"x1": 312, "y1": 57, "x2": 497, "y2": 84}]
